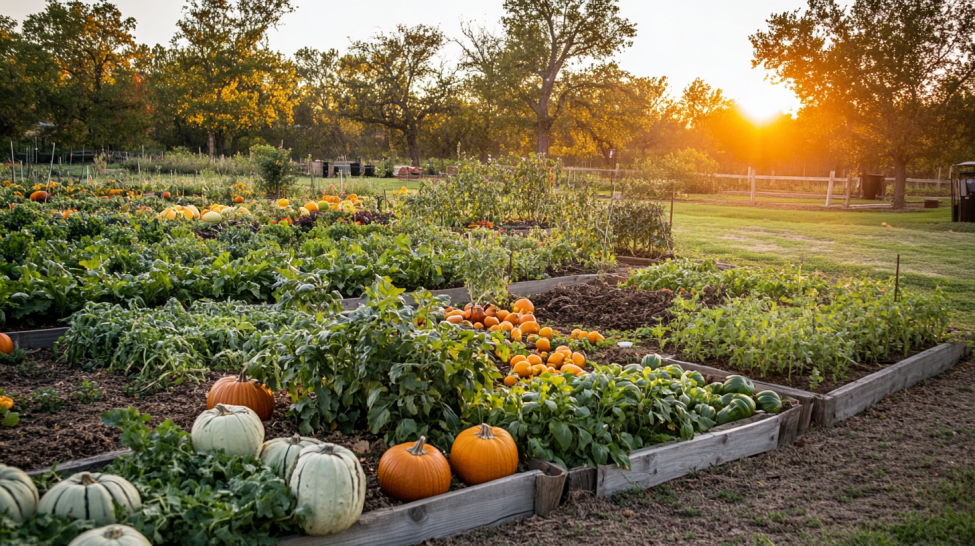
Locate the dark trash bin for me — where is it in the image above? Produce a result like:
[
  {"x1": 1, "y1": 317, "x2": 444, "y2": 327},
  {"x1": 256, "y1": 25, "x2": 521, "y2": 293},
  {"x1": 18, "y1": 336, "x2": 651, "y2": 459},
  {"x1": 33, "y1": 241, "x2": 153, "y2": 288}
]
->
[
  {"x1": 350, "y1": 162, "x2": 361, "y2": 176},
  {"x1": 860, "y1": 173, "x2": 885, "y2": 200},
  {"x1": 364, "y1": 164, "x2": 375, "y2": 177}
]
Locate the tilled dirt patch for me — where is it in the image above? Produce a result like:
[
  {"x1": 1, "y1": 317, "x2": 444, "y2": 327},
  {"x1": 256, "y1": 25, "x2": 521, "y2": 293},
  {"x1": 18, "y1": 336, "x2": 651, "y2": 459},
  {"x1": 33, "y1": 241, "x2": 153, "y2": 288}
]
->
[
  {"x1": 435, "y1": 356, "x2": 975, "y2": 545},
  {"x1": 0, "y1": 350, "x2": 406, "y2": 513},
  {"x1": 532, "y1": 282, "x2": 676, "y2": 331}
]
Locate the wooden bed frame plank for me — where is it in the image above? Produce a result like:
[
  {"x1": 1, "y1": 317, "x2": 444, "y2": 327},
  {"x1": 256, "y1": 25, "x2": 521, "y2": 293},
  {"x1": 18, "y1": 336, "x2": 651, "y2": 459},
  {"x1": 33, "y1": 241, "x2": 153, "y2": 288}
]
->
[
  {"x1": 821, "y1": 342, "x2": 969, "y2": 426},
  {"x1": 596, "y1": 412, "x2": 782, "y2": 497},
  {"x1": 278, "y1": 470, "x2": 540, "y2": 546},
  {"x1": 7, "y1": 327, "x2": 69, "y2": 351}
]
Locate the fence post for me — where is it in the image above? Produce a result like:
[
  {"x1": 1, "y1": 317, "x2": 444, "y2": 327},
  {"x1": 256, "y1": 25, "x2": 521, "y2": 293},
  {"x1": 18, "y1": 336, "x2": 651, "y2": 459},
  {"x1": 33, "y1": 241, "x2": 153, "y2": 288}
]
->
[
  {"x1": 844, "y1": 174, "x2": 852, "y2": 208},
  {"x1": 749, "y1": 167, "x2": 756, "y2": 203},
  {"x1": 825, "y1": 171, "x2": 835, "y2": 207}
]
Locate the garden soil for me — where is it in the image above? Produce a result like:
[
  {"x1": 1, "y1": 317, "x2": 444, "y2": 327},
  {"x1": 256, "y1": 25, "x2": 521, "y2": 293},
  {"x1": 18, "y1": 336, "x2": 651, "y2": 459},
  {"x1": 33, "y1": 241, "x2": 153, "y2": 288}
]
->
[
  {"x1": 0, "y1": 350, "x2": 468, "y2": 513},
  {"x1": 435, "y1": 354, "x2": 975, "y2": 546},
  {"x1": 531, "y1": 282, "x2": 677, "y2": 331}
]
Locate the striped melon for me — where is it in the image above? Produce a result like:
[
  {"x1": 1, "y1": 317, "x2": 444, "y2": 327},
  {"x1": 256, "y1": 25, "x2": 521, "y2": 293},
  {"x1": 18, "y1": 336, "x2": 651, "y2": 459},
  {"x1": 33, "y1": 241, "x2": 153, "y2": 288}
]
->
[
  {"x1": 259, "y1": 434, "x2": 324, "y2": 478},
  {"x1": 191, "y1": 404, "x2": 264, "y2": 457},
  {"x1": 0, "y1": 464, "x2": 39, "y2": 523},
  {"x1": 38, "y1": 472, "x2": 141, "y2": 526},
  {"x1": 288, "y1": 443, "x2": 366, "y2": 536},
  {"x1": 67, "y1": 525, "x2": 151, "y2": 546}
]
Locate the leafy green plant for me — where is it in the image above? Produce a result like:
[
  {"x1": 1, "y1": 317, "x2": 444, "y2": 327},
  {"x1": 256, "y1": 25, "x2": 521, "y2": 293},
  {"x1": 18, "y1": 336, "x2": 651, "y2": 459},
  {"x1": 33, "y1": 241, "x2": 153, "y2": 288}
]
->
[
  {"x1": 101, "y1": 407, "x2": 302, "y2": 546},
  {"x1": 610, "y1": 199, "x2": 672, "y2": 258},
  {"x1": 71, "y1": 380, "x2": 102, "y2": 404},
  {"x1": 252, "y1": 145, "x2": 300, "y2": 199},
  {"x1": 26, "y1": 387, "x2": 64, "y2": 413},
  {"x1": 0, "y1": 512, "x2": 95, "y2": 546}
]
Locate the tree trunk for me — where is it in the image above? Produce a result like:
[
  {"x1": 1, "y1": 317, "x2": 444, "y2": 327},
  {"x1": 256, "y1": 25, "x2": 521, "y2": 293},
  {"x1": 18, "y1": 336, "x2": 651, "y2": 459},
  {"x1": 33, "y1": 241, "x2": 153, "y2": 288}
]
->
[
  {"x1": 207, "y1": 131, "x2": 215, "y2": 160},
  {"x1": 406, "y1": 132, "x2": 420, "y2": 167},
  {"x1": 892, "y1": 154, "x2": 908, "y2": 209},
  {"x1": 536, "y1": 121, "x2": 551, "y2": 156}
]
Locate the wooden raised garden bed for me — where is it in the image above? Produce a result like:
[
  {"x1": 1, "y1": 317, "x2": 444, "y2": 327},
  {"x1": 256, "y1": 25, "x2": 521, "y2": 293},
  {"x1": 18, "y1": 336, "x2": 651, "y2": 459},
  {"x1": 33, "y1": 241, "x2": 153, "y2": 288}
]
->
[{"x1": 664, "y1": 342, "x2": 970, "y2": 432}]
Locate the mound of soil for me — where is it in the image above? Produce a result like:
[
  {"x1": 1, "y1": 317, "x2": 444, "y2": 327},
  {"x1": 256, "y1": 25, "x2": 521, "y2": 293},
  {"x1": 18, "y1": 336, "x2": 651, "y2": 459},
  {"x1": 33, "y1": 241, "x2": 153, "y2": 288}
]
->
[{"x1": 532, "y1": 282, "x2": 676, "y2": 331}]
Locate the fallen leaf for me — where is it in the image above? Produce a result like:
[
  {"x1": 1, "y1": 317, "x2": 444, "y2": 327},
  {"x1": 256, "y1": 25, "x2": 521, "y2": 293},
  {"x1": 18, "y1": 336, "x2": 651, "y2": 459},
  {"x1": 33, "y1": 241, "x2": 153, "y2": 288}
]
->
[{"x1": 353, "y1": 440, "x2": 370, "y2": 453}]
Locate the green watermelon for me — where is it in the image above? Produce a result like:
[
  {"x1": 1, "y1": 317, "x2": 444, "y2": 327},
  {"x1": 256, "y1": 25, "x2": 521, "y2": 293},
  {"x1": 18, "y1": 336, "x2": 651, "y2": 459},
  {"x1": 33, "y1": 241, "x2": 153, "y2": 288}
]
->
[
  {"x1": 716, "y1": 398, "x2": 755, "y2": 425},
  {"x1": 686, "y1": 387, "x2": 710, "y2": 405},
  {"x1": 706, "y1": 382, "x2": 724, "y2": 395},
  {"x1": 641, "y1": 354, "x2": 662, "y2": 370},
  {"x1": 623, "y1": 363, "x2": 644, "y2": 373},
  {"x1": 755, "y1": 391, "x2": 783, "y2": 413},
  {"x1": 697, "y1": 404, "x2": 717, "y2": 421},
  {"x1": 730, "y1": 393, "x2": 757, "y2": 415},
  {"x1": 687, "y1": 371, "x2": 706, "y2": 387},
  {"x1": 722, "y1": 375, "x2": 755, "y2": 396}
]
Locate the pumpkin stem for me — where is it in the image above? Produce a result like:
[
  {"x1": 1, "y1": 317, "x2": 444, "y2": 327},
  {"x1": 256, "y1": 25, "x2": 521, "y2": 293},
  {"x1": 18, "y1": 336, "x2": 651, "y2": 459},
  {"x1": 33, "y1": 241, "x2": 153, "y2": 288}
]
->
[
  {"x1": 324, "y1": 444, "x2": 335, "y2": 455},
  {"x1": 78, "y1": 472, "x2": 97, "y2": 486},
  {"x1": 289, "y1": 433, "x2": 302, "y2": 445},
  {"x1": 214, "y1": 403, "x2": 233, "y2": 415},
  {"x1": 105, "y1": 527, "x2": 125, "y2": 539},
  {"x1": 406, "y1": 436, "x2": 428, "y2": 456},
  {"x1": 476, "y1": 424, "x2": 495, "y2": 440},
  {"x1": 237, "y1": 367, "x2": 250, "y2": 382}
]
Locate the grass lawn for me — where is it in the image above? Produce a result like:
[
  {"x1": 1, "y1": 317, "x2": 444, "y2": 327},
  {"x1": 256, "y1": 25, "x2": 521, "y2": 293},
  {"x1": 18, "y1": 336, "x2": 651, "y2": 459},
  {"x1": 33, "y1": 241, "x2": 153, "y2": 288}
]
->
[{"x1": 670, "y1": 202, "x2": 975, "y2": 331}]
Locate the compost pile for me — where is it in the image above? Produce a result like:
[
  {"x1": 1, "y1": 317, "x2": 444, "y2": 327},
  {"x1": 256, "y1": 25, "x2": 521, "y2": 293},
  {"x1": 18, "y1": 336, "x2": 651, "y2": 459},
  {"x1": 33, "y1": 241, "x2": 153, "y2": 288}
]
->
[{"x1": 532, "y1": 282, "x2": 677, "y2": 331}]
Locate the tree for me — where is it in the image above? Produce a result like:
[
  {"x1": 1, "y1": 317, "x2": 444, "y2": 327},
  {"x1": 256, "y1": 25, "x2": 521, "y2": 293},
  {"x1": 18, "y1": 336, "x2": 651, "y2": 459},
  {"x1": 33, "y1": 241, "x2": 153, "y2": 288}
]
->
[
  {"x1": 500, "y1": 0, "x2": 636, "y2": 155},
  {"x1": 0, "y1": 16, "x2": 59, "y2": 143},
  {"x1": 339, "y1": 25, "x2": 457, "y2": 167},
  {"x1": 252, "y1": 144, "x2": 298, "y2": 198},
  {"x1": 21, "y1": 0, "x2": 147, "y2": 148},
  {"x1": 158, "y1": 0, "x2": 299, "y2": 158},
  {"x1": 751, "y1": 0, "x2": 975, "y2": 208}
]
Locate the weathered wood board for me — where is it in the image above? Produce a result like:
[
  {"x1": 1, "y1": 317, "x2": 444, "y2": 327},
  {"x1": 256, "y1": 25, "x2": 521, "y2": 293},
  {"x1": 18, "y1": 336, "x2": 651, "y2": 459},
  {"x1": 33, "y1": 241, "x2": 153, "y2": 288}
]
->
[
  {"x1": 278, "y1": 470, "x2": 540, "y2": 546},
  {"x1": 596, "y1": 412, "x2": 782, "y2": 497},
  {"x1": 27, "y1": 449, "x2": 130, "y2": 477},
  {"x1": 7, "y1": 327, "x2": 69, "y2": 350},
  {"x1": 508, "y1": 274, "x2": 600, "y2": 297},
  {"x1": 817, "y1": 342, "x2": 970, "y2": 427}
]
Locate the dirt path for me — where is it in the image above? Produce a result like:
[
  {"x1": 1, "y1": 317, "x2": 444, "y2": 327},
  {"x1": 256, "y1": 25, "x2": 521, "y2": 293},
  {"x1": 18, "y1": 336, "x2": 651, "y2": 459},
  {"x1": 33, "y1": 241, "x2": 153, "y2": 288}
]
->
[{"x1": 437, "y1": 355, "x2": 975, "y2": 545}]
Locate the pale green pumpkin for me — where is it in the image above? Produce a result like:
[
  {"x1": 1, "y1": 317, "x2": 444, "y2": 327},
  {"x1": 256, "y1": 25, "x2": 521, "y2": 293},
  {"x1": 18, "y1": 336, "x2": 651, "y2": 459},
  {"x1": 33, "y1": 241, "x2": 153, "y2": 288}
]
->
[
  {"x1": 38, "y1": 472, "x2": 141, "y2": 526},
  {"x1": 259, "y1": 434, "x2": 324, "y2": 479},
  {"x1": 0, "y1": 464, "x2": 39, "y2": 523},
  {"x1": 288, "y1": 443, "x2": 366, "y2": 536},
  {"x1": 191, "y1": 403, "x2": 264, "y2": 457},
  {"x1": 68, "y1": 525, "x2": 151, "y2": 546}
]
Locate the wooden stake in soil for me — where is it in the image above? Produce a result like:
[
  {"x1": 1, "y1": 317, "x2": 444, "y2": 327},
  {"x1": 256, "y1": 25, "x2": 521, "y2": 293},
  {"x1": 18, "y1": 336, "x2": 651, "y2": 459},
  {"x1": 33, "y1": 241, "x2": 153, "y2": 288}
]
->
[
  {"x1": 894, "y1": 254, "x2": 900, "y2": 302},
  {"x1": 670, "y1": 179, "x2": 676, "y2": 225}
]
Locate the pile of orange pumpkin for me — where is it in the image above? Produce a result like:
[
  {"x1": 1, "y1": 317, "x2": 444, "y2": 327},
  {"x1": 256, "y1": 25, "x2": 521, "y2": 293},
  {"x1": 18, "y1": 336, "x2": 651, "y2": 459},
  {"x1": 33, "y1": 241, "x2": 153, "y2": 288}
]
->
[{"x1": 443, "y1": 298, "x2": 605, "y2": 385}]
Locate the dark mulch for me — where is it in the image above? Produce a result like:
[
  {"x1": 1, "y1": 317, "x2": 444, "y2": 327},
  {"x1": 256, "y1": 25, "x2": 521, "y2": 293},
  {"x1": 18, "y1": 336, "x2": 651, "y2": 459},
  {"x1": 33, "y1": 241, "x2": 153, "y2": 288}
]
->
[
  {"x1": 436, "y1": 356, "x2": 975, "y2": 545},
  {"x1": 0, "y1": 350, "x2": 411, "y2": 513},
  {"x1": 531, "y1": 282, "x2": 677, "y2": 331}
]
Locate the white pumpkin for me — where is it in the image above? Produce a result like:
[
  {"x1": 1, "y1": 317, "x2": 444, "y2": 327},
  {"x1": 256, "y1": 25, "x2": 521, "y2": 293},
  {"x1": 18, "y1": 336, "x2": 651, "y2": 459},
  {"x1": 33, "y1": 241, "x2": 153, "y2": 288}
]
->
[
  {"x1": 38, "y1": 472, "x2": 141, "y2": 526},
  {"x1": 191, "y1": 403, "x2": 264, "y2": 457},
  {"x1": 0, "y1": 463, "x2": 39, "y2": 523},
  {"x1": 68, "y1": 524, "x2": 151, "y2": 546},
  {"x1": 259, "y1": 434, "x2": 324, "y2": 479},
  {"x1": 288, "y1": 443, "x2": 366, "y2": 536}
]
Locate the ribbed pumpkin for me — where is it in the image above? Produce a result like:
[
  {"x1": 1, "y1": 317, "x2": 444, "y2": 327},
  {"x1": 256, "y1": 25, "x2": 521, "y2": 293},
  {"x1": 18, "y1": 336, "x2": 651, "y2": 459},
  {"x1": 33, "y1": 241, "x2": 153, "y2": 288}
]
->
[
  {"x1": 67, "y1": 525, "x2": 151, "y2": 546},
  {"x1": 191, "y1": 403, "x2": 264, "y2": 457},
  {"x1": 29, "y1": 191, "x2": 49, "y2": 203},
  {"x1": 450, "y1": 424, "x2": 518, "y2": 486},
  {"x1": 207, "y1": 370, "x2": 275, "y2": 420},
  {"x1": 0, "y1": 333, "x2": 12, "y2": 355},
  {"x1": 0, "y1": 464, "x2": 39, "y2": 523},
  {"x1": 378, "y1": 436, "x2": 451, "y2": 502},
  {"x1": 38, "y1": 472, "x2": 141, "y2": 526},
  {"x1": 259, "y1": 434, "x2": 324, "y2": 478},
  {"x1": 288, "y1": 443, "x2": 365, "y2": 536}
]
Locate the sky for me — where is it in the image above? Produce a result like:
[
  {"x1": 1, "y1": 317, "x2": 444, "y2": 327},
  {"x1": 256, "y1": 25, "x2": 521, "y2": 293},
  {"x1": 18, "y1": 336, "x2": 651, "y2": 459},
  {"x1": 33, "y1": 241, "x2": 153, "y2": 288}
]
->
[{"x1": 0, "y1": 0, "x2": 806, "y2": 120}]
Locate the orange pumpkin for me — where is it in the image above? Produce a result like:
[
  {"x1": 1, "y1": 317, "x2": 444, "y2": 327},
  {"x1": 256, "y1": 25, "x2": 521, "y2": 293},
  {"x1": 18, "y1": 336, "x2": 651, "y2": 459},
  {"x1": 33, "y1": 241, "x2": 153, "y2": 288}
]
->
[
  {"x1": 513, "y1": 298, "x2": 534, "y2": 313},
  {"x1": 206, "y1": 369, "x2": 276, "y2": 420},
  {"x1": 503, "y1": 375, "x2": 518, "y2": 387},
  {"x1": 450, "y1": 424, "x2": 518, "y2": 486},
  {"x1": 0, "y1": 333, "x2": 13, "y2": 355},
  {"x1": 0, "y1": 396, "x2": 12, "y2": 410},
  {"x1": 378, "y1": 436, "x2": 452, "y2": 502},
  {"x1": 162, "y1": 192, "x2": 172, "y2": 198},
  {"x1": 29, "y1": 191, "x2": 49, "y2": 203},
  {"x1": 469, "y1": 305, "x2": 487, "y2": 325}
]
